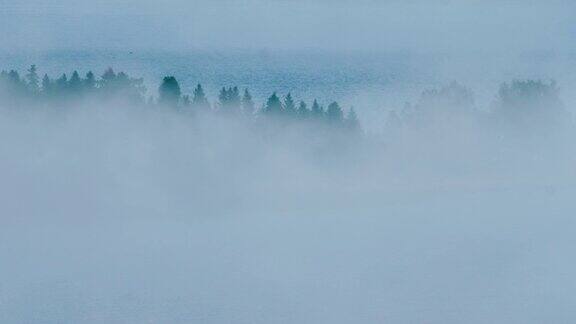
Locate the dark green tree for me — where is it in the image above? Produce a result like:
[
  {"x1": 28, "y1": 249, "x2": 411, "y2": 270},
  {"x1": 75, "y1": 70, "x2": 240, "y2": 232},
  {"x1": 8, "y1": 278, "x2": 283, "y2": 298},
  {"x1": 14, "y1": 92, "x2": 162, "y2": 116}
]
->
[
  {"x1": 69, "y1": 71, "x2": 82, "y2": 94},
  {"x1": 297, "y1": 100, "x2": 309, "y2": 119},
  {"x1": 25, "y1": 65, "x2": 40, "y2": 95},
  {"x1": 192, "y1": 84, "x2": 210, "y2": 112},
  {"x1": 241, "y1": 88, "x2": 255, "y2": 116},
  {"x1": 100, "y1": 68, "x2": 116, "y2": 90},
  {"x1": 218, "y1": 86, "x2": 241, "y2": 113},
  {"x1": 263, "y1": 92, "x2": 283, "y2": 116},
  {"x1": 326, "y1": 101, "x2": 344, "y2": 124},
  {"x1": 41, "y1": 74, "x2": 52, "y2": 97},
  {"x1": 283, "y1": 93, "x2": 296, "y2": 117},
  {"x1": 83, "y1": 71, "x2": 96, "y2": 92},
  {"x1": 55, "y1": 73, "x2": 68, "y2": 96},
  {"x1": 311, "y1": 99, "x2": 324, "y2": 119},
  {"x1": 158, "y1": 76, "x2": 181, "y2": 107}
]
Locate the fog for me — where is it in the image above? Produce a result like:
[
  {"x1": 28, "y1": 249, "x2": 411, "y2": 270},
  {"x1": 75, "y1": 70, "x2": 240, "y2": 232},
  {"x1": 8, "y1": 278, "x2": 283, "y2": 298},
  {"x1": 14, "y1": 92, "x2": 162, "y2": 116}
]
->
[
  {"x1": 2, "y1": 1, "x2": 576, "y2": 323},
  {"x1": 0, "y1": 95, "x2": 575, "y2": 323},
  {"x1": 1, "y1": 0, "x2": 574, "y2": 53}
]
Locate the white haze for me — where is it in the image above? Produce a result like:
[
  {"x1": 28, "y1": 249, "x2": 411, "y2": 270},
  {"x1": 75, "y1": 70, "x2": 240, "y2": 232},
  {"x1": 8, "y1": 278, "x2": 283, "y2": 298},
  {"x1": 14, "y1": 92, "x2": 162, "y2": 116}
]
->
[
  {"x1": 2, "y1": 1, "x2": 576, "y2": 323},
  {"x1": 0, "y1": 102, "x2": 576, "y2": 323},
  {"x1": 1, "y1": 0, "x2": 574, "y2": 53}
]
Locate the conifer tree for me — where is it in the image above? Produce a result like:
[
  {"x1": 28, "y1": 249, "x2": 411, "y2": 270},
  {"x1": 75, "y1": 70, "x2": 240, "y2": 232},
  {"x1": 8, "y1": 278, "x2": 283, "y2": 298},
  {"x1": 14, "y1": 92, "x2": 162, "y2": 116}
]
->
[
  {"x1": 101, "y1": 68, "x2": 116, "y2": 83},
  {"x1": 297, "y1": 100, "x2": 309, "y2": 119},
  {"x1": 83, "y1": 71, "x2": 96, "y2": 92},
  {"x1": 1, "y1": 70, "x2": 26, "y2": 99},
  {"x1": 263, "y1": 92, "x2": 283, "y2": 116},
  {"x1": 219, "y1": 86, "x2": 241, "y2": 114},
  {"x1": 345, "y1": 107, "x2": 361, "y2": 132},
  {"x1": 192, "y1": 84, "x2": 210, "y2": 112},
  {"x1": 241, "y1": 88, "x2": 255, "y2": 116},
  {"x1": 25, "y1": 65, "x2": 40, "y2": 95},
  {"x1": 284, "y1": 93, "x2": 296, "y2": 117},
  {"x1": 230, "y1": 86, "x2": 240, "y2": 108},
  {"x1": 41, "y1": 74, "x2": 52, "y2": 97},
  {"x1": 55, "y1": 74, "x2": 68, "y2": 96},
  {"x1": 68, "y1": 71, "x2": 82, "y2": 94},
  {"x1": 311, "y1": 99, "x2": 323, "y2": 119},
  {"x1": 326, "y1": 101, "x2": 344, "y2": 124},
  {"x1": 158, "y1": 76, "x2": 181, "y2": 107}
]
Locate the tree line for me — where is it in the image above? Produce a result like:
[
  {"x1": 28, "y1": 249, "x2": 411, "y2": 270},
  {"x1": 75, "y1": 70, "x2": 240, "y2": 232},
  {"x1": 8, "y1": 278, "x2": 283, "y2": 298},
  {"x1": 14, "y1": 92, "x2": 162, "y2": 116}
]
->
[
  {"x1": 0, "y1": 65, "x2": 362, "y2": 133},
  {"x1": 0, "y1": 65, "x2": 568, "y2": 136}
]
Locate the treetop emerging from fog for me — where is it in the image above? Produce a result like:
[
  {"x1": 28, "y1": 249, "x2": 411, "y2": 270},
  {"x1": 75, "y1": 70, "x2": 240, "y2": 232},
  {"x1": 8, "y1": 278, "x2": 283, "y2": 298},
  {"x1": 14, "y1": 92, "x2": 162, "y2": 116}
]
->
[{"x1": 0, "y1": 65, "x2": 570, "y2": 142}]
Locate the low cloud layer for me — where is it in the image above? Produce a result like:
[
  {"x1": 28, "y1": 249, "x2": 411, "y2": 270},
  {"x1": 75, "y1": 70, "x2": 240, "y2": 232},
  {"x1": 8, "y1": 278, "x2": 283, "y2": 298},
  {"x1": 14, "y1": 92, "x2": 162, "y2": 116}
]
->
[{"x1": 0, "y1": 90, "x2": 575, "y2": 322}]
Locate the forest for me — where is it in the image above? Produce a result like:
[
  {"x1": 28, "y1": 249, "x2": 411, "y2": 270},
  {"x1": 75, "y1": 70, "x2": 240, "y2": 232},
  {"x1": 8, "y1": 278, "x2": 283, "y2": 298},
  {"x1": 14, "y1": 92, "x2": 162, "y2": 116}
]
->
[{"x1": 0, "y1": 65, "x2": 569, "y2": 141}]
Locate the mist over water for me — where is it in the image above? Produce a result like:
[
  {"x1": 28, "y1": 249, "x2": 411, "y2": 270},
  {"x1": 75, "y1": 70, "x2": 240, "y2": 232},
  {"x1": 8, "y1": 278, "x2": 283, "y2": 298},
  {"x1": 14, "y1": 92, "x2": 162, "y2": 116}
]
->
[
  {"x1": 0, "y1": 95, "x2": 575, "y2": 323},
  {"x1": 2, "y1": 0, "x2": 576, "y2": 323}
]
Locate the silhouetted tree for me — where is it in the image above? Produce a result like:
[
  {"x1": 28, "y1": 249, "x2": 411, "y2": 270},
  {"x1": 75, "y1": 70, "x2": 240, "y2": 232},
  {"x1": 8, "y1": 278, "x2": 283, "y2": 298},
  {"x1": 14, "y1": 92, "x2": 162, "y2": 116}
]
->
[
  {"x1": 0, "y1": 66, "x2": 366, "y2": 133},
  {"x1": 345, "y1": 107, "x2": 361, "y2": 133},
  {"x1": 55, "y1": 73, "x2": 68, "y2": 96},
  {"x1": 241, "y1": 88, "x2": 255, "y2": 116},
  {"x1": 83, "y1": 71, "x2": 96, "y2": 92},
  {"x1": 326, "y1": 101, "x2": 344, "y2": 124},
  {"x1": 493, "y1": 79, "x2": 565, "y2": 129},
  {"x1": 311, "y1": 99, "x2": 323, "y2": 119},
  {"x1": 0, "y1": 70, "x2": 27, "y2": 102},
  {"x1": 297, "y1": 100, "x2": 309, "y2": 119},
  {"x1": 98, "y1": 68, "x2": 144, "y2": 102},
  {"x1": 219, "y1": 86, "x2": 241, "y2": 114},
  {"x1": 69, "y1": 71, "x2": 82, "y2": 95},
  {"x1": 283, "y1": 93, "x2": 297, "y2": 118},
  {"x1": 263, "y1": 92, "x2": 283, "y2": 116},
  {"x1": 25, "y1": 65, "x2": 40, "y2": 95},
  {"x1": 41, "y1": 74, "x2": 52, "y2": 97},
  {"x1": 158, "y1": 76, "x2": 181, "y2": 107},
  {"x1": 192, "y1": 84, "x2": 210, "y2": 112},
  {"x1": 115, "y1": 72, "x2": 145, "y2": 103},
  {"x1": 100, "y1": 68, "x2": 116, "y2": 91},
  {"x1": 230, "y1": 86, "x2": 240, "y2": 107}
]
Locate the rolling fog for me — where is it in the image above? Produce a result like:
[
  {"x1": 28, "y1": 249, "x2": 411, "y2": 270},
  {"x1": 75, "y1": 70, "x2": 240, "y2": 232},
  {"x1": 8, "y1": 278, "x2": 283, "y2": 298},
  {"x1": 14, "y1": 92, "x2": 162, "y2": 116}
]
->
[
  {"x1": 0, "y1": 98, "x2": 575, "y2": 323},
  {"x1": 2, "y1": 0, "x2": 576, "y2": 323}
]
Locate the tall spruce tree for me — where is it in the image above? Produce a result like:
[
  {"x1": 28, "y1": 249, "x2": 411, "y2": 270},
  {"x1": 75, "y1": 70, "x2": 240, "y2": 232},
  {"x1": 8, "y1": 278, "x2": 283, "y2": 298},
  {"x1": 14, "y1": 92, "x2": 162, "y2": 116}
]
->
[
  {"x1": 284, "y1": 93, "x2": 296, "y2": 117},
  {"x1": 25, "y1": 65, "x2": 40, "y2": 95},
  {"x1": 311, "y1": 99, "x2": 323, "y2": 119},
  {"x1": 263, "y1": 92, "x2": 283, "y2": 116}
]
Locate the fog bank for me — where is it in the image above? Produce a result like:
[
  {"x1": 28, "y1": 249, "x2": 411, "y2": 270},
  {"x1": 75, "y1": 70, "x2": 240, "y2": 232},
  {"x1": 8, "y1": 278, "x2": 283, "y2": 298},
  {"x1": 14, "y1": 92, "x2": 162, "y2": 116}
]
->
[{"x1": 0, "y1": 101, "x2": 576, "y2": 323}]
